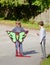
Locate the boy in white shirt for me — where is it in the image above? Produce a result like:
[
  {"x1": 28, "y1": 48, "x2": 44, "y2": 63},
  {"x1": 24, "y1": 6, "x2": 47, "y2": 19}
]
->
[{"x1": 37, "y1": 21, "x2": 46, "y2": 59}]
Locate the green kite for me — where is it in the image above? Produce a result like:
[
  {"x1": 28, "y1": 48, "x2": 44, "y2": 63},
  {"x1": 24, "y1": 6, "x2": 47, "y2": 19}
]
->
[{"x1": 7, "y1": 31, "x2": 28, "y2": 43}]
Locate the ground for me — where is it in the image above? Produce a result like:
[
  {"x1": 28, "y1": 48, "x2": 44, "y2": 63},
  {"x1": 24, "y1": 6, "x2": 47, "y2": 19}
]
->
[{"x1": 0, "y1": 24, "x2": 50, "y2": 65}]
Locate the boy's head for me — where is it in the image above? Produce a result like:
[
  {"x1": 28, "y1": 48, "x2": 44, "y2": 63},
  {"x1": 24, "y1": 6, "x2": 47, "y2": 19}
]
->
[
  {"x1": 38, "y1": 21, "x2": 44, "y2": 26},
  {"x1": 16, "y1": 21, "x2": 21, "y2": 27}
]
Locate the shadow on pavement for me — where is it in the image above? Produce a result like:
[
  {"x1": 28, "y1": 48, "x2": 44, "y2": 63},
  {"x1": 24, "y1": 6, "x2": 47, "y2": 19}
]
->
[{"x1": 23, "y1": 50, "x2": 38, "y2": 55}]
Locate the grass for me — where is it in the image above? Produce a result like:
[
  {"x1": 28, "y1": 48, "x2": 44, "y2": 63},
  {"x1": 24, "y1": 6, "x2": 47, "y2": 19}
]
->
[
  {"x1": 45, "y1": 26, "x2": 50, "y2": 31},
  {"x1": 41, "y1": 58, "x2": 50, "y2": 65},
  {"x1": 41, "y1": 55, "x2": 50, "y2": 65},
  {"x1": 0, "y1": 19, "x2": 50, "y2": 31},
  {"x1": 0, "y1": 19, "x2": 15, "y2": 26},
  {"x1": 22, "y1": 22, "x2": 39, "y2": 29},
  {"x1": 0, "y1": 19, "x2": 39, "y2": 29}
]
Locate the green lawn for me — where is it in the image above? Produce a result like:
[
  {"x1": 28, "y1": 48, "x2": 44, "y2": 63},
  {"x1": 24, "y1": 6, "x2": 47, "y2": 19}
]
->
[
  {"x1": 0, "y1": 19, "x2": 39, "y2": 29},
  {"x1": 41, "y1": 55, "x2": 50, "y2": 65},
  {"x1": 0, "y1": 19, "x2": 50, "y2": 31},
  {"x1": 41, "y1": 58, "x2": 50, "y2": 65}
]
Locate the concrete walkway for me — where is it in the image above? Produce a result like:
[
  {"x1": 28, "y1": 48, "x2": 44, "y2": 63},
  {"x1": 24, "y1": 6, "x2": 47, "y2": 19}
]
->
[{"x1": 0, "y1": 25, "x2": 50, "y2": 65}]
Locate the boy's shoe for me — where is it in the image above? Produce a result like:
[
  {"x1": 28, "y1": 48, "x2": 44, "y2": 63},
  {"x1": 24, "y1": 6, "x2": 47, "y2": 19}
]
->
[
  {"x1": 16, "y1": 50, "x2": 18, "y2": 56},
  {"x1": 19, "y1": 53, "x2": 24, "y2": 56}
]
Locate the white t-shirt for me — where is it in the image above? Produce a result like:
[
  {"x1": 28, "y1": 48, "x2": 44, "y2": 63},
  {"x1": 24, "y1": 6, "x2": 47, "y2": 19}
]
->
[{"x1": 40, "y1": 26, "x2": 46, "y2": 42}]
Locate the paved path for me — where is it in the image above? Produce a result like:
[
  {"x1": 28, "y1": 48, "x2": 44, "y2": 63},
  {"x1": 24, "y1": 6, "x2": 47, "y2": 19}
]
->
[{"x1": 0, "y1": 25, "x2": 50, "y2": 65}]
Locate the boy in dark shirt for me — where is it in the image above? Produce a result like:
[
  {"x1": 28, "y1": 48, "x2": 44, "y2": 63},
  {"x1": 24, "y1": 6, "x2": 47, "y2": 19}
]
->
[{"x1": 12, "y1": 21, "x2": 27, "y2": 56}]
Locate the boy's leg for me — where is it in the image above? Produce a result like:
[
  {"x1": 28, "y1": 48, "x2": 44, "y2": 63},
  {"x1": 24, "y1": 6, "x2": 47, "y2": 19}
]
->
[
  {"x1": 15, "y1": 41, "x2": 19, "y2": 56},
  {"x1": 19, "y1": 43, "x2": 23, "y2": 56},
  {"x1": 43, "y1": 39, "x2": 46, "y2": 58},
  {"x1": 41, "y1": 40, "x2": 46, "y2": 59},
  {"x1": 41, "y1": 43, "x2": 44, "y2": 58}
]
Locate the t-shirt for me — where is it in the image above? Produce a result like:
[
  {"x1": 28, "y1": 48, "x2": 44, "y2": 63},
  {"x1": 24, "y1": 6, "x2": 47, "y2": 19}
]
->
[
  {"x1": 12, "y1": 26, "x2": 24, "y2": 33},
  {"x1": 40, "y1": 26, "x2": 46, "y2": 42}
]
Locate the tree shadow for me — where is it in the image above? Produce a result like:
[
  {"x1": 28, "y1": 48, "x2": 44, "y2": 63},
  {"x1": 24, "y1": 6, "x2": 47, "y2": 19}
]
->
[{"x1": 23, "y1": 50, "x2": 38, "y2": 55}]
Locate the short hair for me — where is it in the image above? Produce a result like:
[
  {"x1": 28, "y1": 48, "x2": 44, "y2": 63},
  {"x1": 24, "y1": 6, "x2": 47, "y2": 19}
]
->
[
  {"x1": 16, "y1": 21, "x2": 21, "y2": 24},
  {"x1": 16, "y1": 21, "x2": 21, "y2": 27},
  {"x1": 38, "y1": 21, "x2": 44, "y2": 26}
]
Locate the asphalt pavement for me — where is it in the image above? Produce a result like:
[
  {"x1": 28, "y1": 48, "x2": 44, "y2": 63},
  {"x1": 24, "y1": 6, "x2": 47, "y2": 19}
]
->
[{"x1": 0, "y1": 24, "x2": 50, "y2": 65}]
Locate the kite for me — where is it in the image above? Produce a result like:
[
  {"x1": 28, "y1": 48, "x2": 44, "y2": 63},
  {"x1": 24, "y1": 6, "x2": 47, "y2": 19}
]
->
[
  {"x1": 6, "y1": 30, "x2": 31, "y2": 57},
  {"x1": 6, "y1": 31, "x2": 28, "y2": 43}
]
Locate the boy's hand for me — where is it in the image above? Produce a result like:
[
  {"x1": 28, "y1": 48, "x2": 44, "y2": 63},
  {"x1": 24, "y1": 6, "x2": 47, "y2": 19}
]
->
[
  {"x1": 36, "y1": 33, "x2": 39, "y2": 36},
  {"x1": 40, "y1": 42, "x2": 42, "y2": 44},
  {"x1": 25, "y1": 31, "x2": 28, "y2": 34},
  {"x1": 6, "y1": 30, "x2": 9, "y2": 32}
]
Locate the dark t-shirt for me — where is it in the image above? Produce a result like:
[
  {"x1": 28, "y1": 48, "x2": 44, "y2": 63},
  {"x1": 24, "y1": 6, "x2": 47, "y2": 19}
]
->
[{"x1": 12, "y1": 26, "x2": 25, "y2": 33}]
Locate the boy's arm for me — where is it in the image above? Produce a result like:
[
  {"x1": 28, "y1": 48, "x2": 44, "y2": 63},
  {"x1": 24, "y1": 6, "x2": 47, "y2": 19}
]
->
[
  {"x1": 12, "y1": 28, "x2": 16, "y2": 32},
  {"x1": 21, "y1": 27, "x2": 28, "y2": 34},
  {"x1": 21, "y1": 27, "x2": 25, "y2": 32}
]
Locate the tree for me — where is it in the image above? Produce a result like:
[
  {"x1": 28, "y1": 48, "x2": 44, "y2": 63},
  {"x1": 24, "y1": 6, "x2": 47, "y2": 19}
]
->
[{"x1": 0, "y1": 0, "x2": 50, "y2": 20}]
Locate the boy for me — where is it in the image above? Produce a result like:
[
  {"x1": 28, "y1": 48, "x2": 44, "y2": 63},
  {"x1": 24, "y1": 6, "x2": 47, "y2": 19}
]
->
[
  {"x1": 12, "y1": 21, "x2": 28, "y2": 56},
  {"x1": 37, "y1": 21, "x2": 46, "y2": 59}
]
